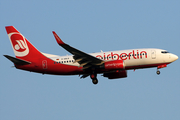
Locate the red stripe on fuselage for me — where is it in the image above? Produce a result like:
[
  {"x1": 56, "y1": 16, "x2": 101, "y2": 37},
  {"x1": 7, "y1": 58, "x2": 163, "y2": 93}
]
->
[
  {"x1": 125, "y1": 62, "x2": 170, "y2": 70},
  {"x1": 15, "y1": 58, "x2": 84, "y2": 75},
  {"x1": 15, "y1": 56, "x2": 170, "y2": 75}
]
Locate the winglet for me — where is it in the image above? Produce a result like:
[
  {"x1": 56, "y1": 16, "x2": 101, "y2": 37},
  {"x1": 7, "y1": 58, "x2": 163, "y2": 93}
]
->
[{"x1": 52, "y1": 31, "x2": 65, "y2": 45}]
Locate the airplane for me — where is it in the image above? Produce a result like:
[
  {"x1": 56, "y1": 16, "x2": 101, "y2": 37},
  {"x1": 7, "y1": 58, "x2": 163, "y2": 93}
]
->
[{"x1": 4, "y1": 26, "x2": 178, "y2": 84}]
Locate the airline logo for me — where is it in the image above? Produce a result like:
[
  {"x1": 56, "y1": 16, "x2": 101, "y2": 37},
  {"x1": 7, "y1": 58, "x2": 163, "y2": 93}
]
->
[
  {"x1": 96, "y1": 50, "x2": 147, "y2": 60},
  {"x1": 105, "y1": 63, "x2": 123, "y2": 67},
  {"x1": 8, "y1": 32, "x2": 29, "y2": 57}
]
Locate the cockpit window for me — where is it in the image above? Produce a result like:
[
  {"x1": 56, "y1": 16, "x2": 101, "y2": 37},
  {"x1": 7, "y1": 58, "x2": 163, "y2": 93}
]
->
[{"x1": 161, "y1": 51, "x2": 169, "y2": 54}]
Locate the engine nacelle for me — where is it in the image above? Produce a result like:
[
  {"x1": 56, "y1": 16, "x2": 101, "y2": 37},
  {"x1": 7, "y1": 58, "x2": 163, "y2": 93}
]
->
[
  {"x1": 103, "y1": 70, "x2": 127, "y2": 79},
  {"x1": 103, "y1": 60, "x2": 125, "y2": 70}
]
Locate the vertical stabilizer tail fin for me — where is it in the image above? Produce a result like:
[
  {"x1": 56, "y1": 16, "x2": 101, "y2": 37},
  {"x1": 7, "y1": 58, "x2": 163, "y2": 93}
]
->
[{"x1": 5, "y1": 26, "x2": 45, "y2": 62}]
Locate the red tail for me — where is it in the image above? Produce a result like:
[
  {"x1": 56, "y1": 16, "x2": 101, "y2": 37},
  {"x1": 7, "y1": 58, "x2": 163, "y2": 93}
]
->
[{"x1": 5, "y1": 26, "x2": 46, "y2": 62}]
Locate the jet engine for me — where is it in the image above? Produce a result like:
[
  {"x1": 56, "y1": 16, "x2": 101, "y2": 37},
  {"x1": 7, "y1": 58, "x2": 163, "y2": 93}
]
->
[
  {"x1": 103, "y1": 60, "x2": 125, "y2": 70},
  {"x1": 103, "y1": 70, "x2": 127, "y2": 79}
]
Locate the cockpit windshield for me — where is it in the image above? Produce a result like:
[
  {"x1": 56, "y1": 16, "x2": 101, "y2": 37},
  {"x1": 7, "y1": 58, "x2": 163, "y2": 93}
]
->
[{"x1": 161, "y1": 51, "x2": 169, "y2": 54}]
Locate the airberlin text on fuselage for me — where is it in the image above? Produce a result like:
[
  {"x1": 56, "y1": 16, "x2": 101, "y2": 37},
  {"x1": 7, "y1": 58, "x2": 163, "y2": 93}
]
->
[{"x1": 96, "y1": 50, "x2": 147, "y2": 60}]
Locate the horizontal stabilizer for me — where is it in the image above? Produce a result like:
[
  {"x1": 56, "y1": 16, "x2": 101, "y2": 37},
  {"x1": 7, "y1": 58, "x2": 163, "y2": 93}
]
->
[{"x1": 4, "y1": 55, "x2": 31, "y2": 65}]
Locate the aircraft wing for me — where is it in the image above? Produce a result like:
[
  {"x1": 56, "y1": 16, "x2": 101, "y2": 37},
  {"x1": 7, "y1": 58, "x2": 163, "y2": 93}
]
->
[{"x1": 52, "y1": 31, "x2": 104, "y2": 69}]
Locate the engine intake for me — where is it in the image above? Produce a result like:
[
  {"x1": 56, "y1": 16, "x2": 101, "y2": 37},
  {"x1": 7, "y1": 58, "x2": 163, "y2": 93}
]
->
[{"x1": 103, "y1": 70, "x2": 127, "y2": 79}]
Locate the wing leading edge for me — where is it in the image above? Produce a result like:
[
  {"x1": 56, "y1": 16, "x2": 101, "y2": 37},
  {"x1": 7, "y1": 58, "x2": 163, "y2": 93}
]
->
[{"x1": 52, "y1": 31, "x2": 104, "y2": 69}]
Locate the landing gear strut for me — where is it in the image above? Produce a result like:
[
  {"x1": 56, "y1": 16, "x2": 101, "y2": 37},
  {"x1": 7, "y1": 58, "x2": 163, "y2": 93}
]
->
[
  {"x1": 90, "y1": 72, "x2": 98, "y2": 85},
  {"x1": 156, "y1": 69, "x2": 160, "y2": 75}
]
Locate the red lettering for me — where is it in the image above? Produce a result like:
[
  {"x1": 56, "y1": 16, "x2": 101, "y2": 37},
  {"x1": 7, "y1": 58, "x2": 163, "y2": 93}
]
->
[
  {"x1": 111, "y1": 52, "x2": 114, "y2": 60},
  {"x1": 104, "y1": 53, "x2": 106, "y2": 60},
  {"x1": 96, "y1": 50, "x2": 147, "y2": 61},
  {"x1": 140, "y1": 51, "x2": 147, "y2": 58},
  {"x1": 133, "y1": 50, "x2": 136, "y2": 59},
  {"x1": 96, "y1": 55, "x2": 103, "y2": 59},
  {"x1": 128, "y1": 52, "x2": 132, "y2": 60},
  {"x1": 111, "y1": 52, "x2": 120, "y2": 60},
  {"x1": 120, "y1": 53, "x2": 127, "y2": 60},
  {"x1": 107, "y1": 54, "x2": 111, "y2": 60},
  {"x1": 137, "y1": 50, "x2": 139, "y2": 59}
]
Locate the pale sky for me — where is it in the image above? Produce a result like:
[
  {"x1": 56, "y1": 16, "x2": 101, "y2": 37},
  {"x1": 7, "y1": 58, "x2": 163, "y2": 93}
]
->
[{"x1": 0, "y1": 1, "x2": 180, "y2": 120}]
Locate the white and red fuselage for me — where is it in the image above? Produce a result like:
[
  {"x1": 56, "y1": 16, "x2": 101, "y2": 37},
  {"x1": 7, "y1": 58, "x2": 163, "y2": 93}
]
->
[
  {"x1": 4, "y1": 26, "x2": 178, "y2": 84},
  {"x1": 41, "y1": 48, "x2": 177, "y2": 74}
]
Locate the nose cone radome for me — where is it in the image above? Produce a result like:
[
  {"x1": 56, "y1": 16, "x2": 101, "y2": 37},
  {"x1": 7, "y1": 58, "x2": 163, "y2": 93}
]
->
[{"x1": 171, "y1": 54, "x2": 178, "y2": 62}]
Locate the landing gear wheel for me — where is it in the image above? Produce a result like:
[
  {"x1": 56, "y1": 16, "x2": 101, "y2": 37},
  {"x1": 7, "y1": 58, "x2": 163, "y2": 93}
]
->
[
  {"x1": 90, "y1": 71, "x2": 98, "y2": 85},
  {"x1": 92, "y1": 79, "x2": 98, "y2": 85},
  {"x1": 156, "y1": 70, "x2": 160, "y2": 75}
]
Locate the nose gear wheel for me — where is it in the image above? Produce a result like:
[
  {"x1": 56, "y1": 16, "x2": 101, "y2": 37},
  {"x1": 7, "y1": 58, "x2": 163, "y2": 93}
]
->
[{"x1": 156, "y1": 70, "x2": 160, "y2": 75}]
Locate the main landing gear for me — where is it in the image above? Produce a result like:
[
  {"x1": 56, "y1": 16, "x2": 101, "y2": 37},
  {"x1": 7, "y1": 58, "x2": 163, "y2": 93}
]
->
[
  {"x1": 90, "y1": 72, "x2": 98, "y2": 85},
  {"x1": 92, "y1": 78, "x2": 98, "y2": 84}
]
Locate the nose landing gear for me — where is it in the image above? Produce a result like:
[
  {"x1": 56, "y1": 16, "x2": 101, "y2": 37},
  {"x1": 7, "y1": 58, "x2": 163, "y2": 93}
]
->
[
  {"x1": 156, "y1": 69, "x2": 160, "y2": 75},
  {"x1": 156, "y1": 64, "x2": 167, "y2": 75}
]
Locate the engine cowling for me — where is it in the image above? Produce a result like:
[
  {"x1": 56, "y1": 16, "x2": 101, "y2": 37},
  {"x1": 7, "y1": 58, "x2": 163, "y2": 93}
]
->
[
  {"x1": 103, "y1": 70, "x2": 127, "y2": 79},
  {"x1": 103, "y1": 60, "x2": 125, "y2": 70}
]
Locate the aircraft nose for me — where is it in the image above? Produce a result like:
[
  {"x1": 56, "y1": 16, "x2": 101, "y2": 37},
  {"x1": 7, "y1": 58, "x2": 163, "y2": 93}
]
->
[{"x1": 171, "y1": 54, "x2": 178, "y2": 62}]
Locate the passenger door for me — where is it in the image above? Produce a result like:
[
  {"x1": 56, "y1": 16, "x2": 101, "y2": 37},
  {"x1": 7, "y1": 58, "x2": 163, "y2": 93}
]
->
[{"x1": 151, "y1": 50, "x2": 156, "y2": 59}]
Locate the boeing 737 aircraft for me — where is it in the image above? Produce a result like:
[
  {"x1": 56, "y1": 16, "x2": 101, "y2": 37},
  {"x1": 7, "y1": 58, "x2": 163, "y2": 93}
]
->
[{"x1": 4, "y1": 26, "x2": 178, "y2": 84}]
